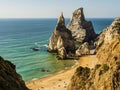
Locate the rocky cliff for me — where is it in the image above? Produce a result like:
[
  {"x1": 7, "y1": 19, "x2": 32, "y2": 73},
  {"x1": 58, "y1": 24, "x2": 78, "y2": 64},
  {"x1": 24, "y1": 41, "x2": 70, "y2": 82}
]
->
[
  {"x1": 0, "y1": 56, "x2": 28, "y2": 90},
  {"x1": 95, "y1": 18, "x2": 120, "y2": 51},
  {"x1": 67, "y1": 8, "x2": 97, "y2": 43},
  {"x1": 68, "y1": 18, "x2": 120, "y2": 90},
  {"x1": 48, "y1": 12, "x2": 75, "y2": 59}
]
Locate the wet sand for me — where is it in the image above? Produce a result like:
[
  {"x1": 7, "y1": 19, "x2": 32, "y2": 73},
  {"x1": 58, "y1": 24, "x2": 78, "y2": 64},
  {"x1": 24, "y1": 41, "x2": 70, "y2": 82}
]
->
[{"x1": 26, "y1": 55, "x2": 98, "y2": 90}]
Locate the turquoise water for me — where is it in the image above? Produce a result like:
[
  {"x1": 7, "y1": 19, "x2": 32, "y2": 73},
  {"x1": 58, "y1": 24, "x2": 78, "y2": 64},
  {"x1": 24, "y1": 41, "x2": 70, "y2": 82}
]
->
[{"x1": 0, "y1": 18, "x2": 114, "y2": 81}]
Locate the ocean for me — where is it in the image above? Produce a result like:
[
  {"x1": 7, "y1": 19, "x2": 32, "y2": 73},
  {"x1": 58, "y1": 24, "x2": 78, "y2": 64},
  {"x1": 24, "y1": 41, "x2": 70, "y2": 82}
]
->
[{"x1": 0, "y1": 18, "x2": 114, "y2": 81}]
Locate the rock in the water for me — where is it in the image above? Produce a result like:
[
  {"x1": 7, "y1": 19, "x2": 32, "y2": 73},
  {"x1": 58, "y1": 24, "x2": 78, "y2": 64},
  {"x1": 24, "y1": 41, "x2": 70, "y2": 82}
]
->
[
  {"x1": 67, "y1": 8, "x2": 97, "y2": 42},
  {"x1": 76, "y1": 42, "x2": 90, "y2": 56},
  {"x1": 48, "y1": 12, "x2": 75, "y2": 59},
  {"x1": 68, "y1": 18, "x2": 120, "y2": 90},
  {"x1": 0, "y1": 56, "x2": 28, "y2": 90}
]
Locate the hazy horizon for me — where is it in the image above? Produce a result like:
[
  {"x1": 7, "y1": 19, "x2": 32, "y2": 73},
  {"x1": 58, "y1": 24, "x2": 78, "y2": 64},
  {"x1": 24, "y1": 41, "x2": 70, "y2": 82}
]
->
[{"x1": 0, "y1": 0, "x2": 120, "y2": 18}]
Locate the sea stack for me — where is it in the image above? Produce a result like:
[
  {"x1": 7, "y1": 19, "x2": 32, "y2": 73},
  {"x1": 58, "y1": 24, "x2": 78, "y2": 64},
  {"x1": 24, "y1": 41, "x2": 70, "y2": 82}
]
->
[
  {"x1": 48, "y1": 12, "x2": 75, "y2": 59},
  {"x1": 67, "y1": 8, "x2": 97, "y2": 42}
]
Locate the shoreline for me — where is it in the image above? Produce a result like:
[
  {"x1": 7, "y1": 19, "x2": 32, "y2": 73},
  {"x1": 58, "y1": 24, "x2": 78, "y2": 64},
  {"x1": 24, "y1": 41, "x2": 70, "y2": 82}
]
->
[
  {"x1": 25, "y1": 59, "x2": 78, "y2": 82},
  {"x1": 26, "y1": 55, "x2": 98, "y2": 90}
]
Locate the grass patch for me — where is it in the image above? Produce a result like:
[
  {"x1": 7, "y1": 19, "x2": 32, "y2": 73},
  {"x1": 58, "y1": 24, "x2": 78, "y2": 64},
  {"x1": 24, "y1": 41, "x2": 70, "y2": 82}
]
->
[
  {"x1": 76, "y1": 66, "x2": 90, "y2": 78},
  {"x1": 99, "y1": 64, "x2": 109, "y2": 75}
]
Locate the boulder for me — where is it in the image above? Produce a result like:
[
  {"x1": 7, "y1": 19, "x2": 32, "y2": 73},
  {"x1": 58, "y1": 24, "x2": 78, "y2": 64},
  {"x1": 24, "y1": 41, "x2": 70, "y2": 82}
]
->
[
  {"x1": 67, "y1": 8, "x2": 97, "y2": 43},
  {"x1": 48, "y1": 12, "x2": 75, "y2": 59},
  {"x1": 76, "y1": 42, "x2": 90, "y2": 56}
]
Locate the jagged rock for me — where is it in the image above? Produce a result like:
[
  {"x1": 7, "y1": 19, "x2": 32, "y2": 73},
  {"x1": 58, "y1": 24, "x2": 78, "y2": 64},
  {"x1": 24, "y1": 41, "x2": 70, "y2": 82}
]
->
[
  {"x1": 48, "y1": 12, "x2": 75, "y2": 59},
  {"x1": 95, "y1": 18, "x2": 120, "y2": 51},
  {"x1": 68, "y1": 18, "x2": 120, "y2": 90},
  {"x1": 76, "y1": 42, "x2": 90, "y2": 56},
  {"x1": 58, "y1": 47, "x2": 67, "y2": 59},
  {"x1": 0, "y1": 56, "x2": 28, "y2": 90},
  {"x1": 67, "y1": 8, "x2": 97, "y2": 42}
]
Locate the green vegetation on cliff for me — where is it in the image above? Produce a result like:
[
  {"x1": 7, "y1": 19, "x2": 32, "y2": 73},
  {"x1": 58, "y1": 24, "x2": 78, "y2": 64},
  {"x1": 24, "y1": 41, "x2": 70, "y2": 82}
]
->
[{"x1": 68, "y1": 18, "x2": 120, "y2": 90}]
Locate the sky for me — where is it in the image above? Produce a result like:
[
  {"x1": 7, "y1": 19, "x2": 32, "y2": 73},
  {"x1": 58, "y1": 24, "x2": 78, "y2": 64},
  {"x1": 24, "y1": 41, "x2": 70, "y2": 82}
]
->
[{"x1": 0, "y1": 0, "x2": 120, "y2": 18}]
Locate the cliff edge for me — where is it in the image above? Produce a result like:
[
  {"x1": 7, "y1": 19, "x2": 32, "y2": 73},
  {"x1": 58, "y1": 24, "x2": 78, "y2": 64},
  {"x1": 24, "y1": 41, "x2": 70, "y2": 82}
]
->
[
  {"x1": 0, "y1": 56, "x2": 28, "y2": 90},
  {"x1": 68, "y1": 18, "x2": 120, "y2": 90},
  {"x1": 48, "y1": 12, "x2": 75, "y2": 59}
]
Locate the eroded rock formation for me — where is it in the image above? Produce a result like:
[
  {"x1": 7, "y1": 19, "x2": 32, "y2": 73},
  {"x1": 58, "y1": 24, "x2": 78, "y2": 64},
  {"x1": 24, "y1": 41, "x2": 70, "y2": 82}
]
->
[
  {"x1": 48, "y1": 12, "x2": 75, "y2": 59},
  {"x1": 76, "y1": 42, "x2": 90, "y2": 56},
  {"x1": 0, "y1": 56, "x2": 28, "y2": 90},
  {"x1": 95, "y1": 18, "x2": 120, "y2": 51},
  {"x1": 67, "y1": 8, "x2": 97, "y2": 42},
  {"x1": 68, "y1": 18, "x2": 120, "y2": 90}
]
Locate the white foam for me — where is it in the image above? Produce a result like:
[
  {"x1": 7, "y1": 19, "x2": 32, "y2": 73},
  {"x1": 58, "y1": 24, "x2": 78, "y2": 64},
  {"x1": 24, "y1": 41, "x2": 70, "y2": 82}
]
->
[{"x1": 43, "y1": 44, "x2": 48, "y2": 48}]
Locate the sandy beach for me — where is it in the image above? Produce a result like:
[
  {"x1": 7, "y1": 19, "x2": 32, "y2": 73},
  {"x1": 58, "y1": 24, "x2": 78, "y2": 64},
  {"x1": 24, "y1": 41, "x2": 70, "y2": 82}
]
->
[{"x1": 26, "y1": 55, "x2": 98, "y2": 90}]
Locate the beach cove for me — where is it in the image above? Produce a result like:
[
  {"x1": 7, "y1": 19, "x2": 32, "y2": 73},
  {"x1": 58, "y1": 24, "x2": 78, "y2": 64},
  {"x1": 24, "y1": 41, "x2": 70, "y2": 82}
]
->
[
  {"x1": 0, "y1": 18, "x2": 113, "y2": 82},
  {"x1": 26, "y1": 55, "x2": 98, "y2": 90}
]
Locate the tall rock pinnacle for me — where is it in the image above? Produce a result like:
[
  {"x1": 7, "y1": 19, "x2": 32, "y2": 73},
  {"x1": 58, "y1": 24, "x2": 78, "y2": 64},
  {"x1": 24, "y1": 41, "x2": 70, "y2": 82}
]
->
[
  {"x1": 57, "y1": 12, "x2": 65, "y2": 27},
  {"x1": 48, "y1": 12, "x2": 75, "y2": 59},
  {"x1": 67, "y1": 8, "x2": 97, "y2": 42},
  {"x1": 71, "y1": 8, "x2": 85, "y2": 23}
]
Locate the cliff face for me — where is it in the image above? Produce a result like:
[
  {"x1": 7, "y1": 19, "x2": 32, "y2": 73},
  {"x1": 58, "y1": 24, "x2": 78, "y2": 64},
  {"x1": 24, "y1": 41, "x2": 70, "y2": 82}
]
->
[
  {"x1": 0, "y1": 56, "x2": 28, "y2": 90},
  {"x1": 48, "y1": 12, "x2": 75, "y2": 59},
  {"x1": 67, "y1": 8, "x2": 97, "y2": 43},
  {"x1": 95, "y1": 18, "x2": 120, "y2": 51},
  {"x1": 68, "y1": 18, "x2": 120, "y2": 90}
]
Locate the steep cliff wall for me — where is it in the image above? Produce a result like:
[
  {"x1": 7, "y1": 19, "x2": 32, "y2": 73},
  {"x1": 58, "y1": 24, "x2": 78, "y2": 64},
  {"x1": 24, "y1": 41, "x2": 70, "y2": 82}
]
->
[
  {"x1": 68, "y1": 18, "x2": 120, "y2": 90},
  {"x1": 0, "y1": 56, "x2": 28, "y2": 90}
]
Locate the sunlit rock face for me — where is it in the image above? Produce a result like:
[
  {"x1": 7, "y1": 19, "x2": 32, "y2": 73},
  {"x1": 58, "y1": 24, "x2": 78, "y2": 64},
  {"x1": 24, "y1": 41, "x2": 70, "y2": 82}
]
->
[
  {"x1": 48, "y1": 12, "x2": 75, "y2": 59},
  {"x1": 67, "y1": 8, "x2": 97, "y2": 43},
  {"x1": 68, "y1": 18, "x2": 120, "y2": 90}
]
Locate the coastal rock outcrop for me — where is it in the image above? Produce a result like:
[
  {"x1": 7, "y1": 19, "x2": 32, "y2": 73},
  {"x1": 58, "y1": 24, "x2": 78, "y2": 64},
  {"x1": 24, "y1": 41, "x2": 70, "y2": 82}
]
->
[
  {"x1": 0, "y1": 56, "x2": 28, "y2": 90},
  {"x1": 48, "y1": 12, "x2": 75, "y2": 59},
  {"x1": 68, "y1": 18, "x2": 120, "y2": 90},
  {"x1": 67, "y1": 8, "x2": 97, "y2": 43},
  {"x1": 76, "y1": 42, "x2": 90, "y2": 56},
  {"x1": 95, "y1": 18, "x2": 120, "y2": 51}
]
